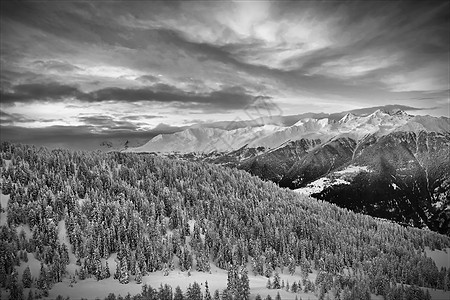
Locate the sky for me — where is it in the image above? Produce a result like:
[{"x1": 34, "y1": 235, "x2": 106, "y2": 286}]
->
[{"x1": 0, "y1": 0, "x2": 449, "y2": 148}]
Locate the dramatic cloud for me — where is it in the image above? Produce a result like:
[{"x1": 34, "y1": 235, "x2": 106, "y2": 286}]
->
[
  {"x1": 2, "y1": 81, "x2": 263, "y2": 111},
  {"x1": 1, "y1": 0, "x2": 448, "y2": 146},
  {"x1": 1, "y1": 83, "x2": 84, "y2": 103}
]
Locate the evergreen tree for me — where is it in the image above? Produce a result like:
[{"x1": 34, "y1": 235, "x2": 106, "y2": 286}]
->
[
  {"x1": 141, "y1": 284, "x2": 157, "y2": 300},
  {"x1": 119, "y1": 256, "x2": 129, "y2": 284},
  {"x1": 158, "y1": 283, "x2": 173, "y2": 300},
  {"x1": 266, "y1": 278, "x2": 272, "y2": 289},
  {"x1": 227, "y1": 265, "x2": 237, "y2": 294},
  {"x1": 22, "y1": 265, "x2": 32, "y2": 288},
  {"x1": 265, "y1": 263, "x2": 273, "y2": 278},
  {"x1": 205, "y1": 281, "x2": 212, "y2": 300},
  {"x1": 37, "y1": 262, "x2": 48, "y2": 291},
  {"x1": 187, "y1": 282, "x2": 203, "y2": 300},
  {"x1": 273, "y1": 272, "x2": 281, "y2": 289},
  {"x1": 114, "y1": 259, "x2": 120, "y2": 280},
  {"x1": 213, "y1": 290, "x2": 220, "y2": 300},
  {"x1": 135, "y1": 265, "x2": 142, "y2": 284},
  {"x1": 10, "y1": 270, "x2": 24, "y2": 300},
  {"x1": 239, "y1": 268, "x2": 250, "y2": 300},
  {"x1": 174, "y1": 286, "x2": 184, "y2": 300},
  {"x1": 275, "y1": 292, "x2": 281, "y2": 300},
  {"x1": 103, "y1": 261, "x2": 111, "y2": 279},
  {"x1": 288, "y1": 256, "x2": 296, "y2": 275}
]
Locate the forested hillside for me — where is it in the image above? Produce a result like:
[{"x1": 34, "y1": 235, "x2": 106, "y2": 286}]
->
[{"x1": 1, "y1": 142, "x2": 449, "y2": 299}]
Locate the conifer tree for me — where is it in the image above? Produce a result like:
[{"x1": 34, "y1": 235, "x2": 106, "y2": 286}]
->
[
  {"x1": 187, "y1": 282, "x2": 202, "y2": 300},
  {"x1": 239, "y1": 268, "x2": 250, "y2": 300},
  {"x1": 291, "y1": 281, "x2": 298, "y2": 293},
  {"x1": 37, "y1": 262, "x2": 48, "y2": 291},
  {"x1": 22, "y1": 265, "x2": 32, "y2": 288},
  {"x1": 104, "y1": 261, "x2": 111, "y2": 279},
  {"x1": 10, "y1": 269, "x2": 24, "y2": 300},
  {"x1": 158, "y1": 283, "x2": 173, "y2": 300},
  {"x1": 204, "y1": 281, "x2": 212, "y2": 300},
  {"x1": 174, "y1": 286, "x2": 184, "y2": 300},
  {"x1": 273, "y1": 272, "x2": 281, "y2": 289},
  {"x1": 119, "y1": 256, "x2": 129, "y2": 284},
  {"x1": 135, "y1": 265, "x2": 142, "y2": 284},
  {"x1": 213, "y1": 290, "x2": 220, "y2": 300}
]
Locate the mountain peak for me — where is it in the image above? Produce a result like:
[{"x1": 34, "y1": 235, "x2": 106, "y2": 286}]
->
[
  {"x1": 339, "y1": 113, "x2": 356, "y2": 124},
  {"x1": 390, "y1": 108, "x2": 409, "y2": 116}
]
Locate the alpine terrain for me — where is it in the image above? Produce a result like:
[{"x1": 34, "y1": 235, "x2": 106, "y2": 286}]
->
[{"x1": 128, "y1": 108, "x2": 450, "y2": 234}]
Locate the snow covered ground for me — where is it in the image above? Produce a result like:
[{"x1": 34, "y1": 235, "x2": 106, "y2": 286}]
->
[
  {"x1": 0, "y1": 193, "x2": 9, "y2": 226},
  {"x1": 425, "y1": 247, "x2": 450, "y2": 270},
  {"x1": 294, "y1": 177, "x2": 349, "y2": 196},
  {"x1": 335, "y1": 165, "x2": 371, "y2": 175},
  {"x1": 46, "y1": 264, "x2": 319, "y2": 300}
]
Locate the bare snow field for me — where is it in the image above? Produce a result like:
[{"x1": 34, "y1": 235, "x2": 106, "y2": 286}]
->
[
  {"x1": 0, "y1": 193, "x2": 9, "y2": 226},
  {"x1": 425, "y1": 247, "x2": 450, "y2": 270}
]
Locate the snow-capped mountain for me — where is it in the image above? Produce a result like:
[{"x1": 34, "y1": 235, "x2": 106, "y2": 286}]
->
[
  {"x1": 127, "y1": 108, "x2": 450, "y2": 234},
  {"x1": 129, "y1": 109, "x2": 418, "y2": 154}
]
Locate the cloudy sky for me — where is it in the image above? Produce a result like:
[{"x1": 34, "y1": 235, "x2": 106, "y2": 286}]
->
[{"x1": 1, "y1": 0, "x2": 449, "y2": 148}]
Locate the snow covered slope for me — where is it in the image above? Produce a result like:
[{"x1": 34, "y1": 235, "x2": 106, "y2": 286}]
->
[{"x1": 128, "y1": 109, "x2": 433, "y2": 154}]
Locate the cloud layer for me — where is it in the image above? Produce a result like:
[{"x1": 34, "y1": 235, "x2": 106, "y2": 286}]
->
[{"x1": 1, "y1": 0, "x2": 449, "y2": 144}]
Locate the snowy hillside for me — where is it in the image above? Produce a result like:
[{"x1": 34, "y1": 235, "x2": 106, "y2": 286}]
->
[{"x1": 128, "y1": 109, "x2": 442, "y2": 154}]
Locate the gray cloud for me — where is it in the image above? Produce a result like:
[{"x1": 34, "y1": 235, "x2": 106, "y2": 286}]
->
[
  {"x1": 0, "y1": 110, "x2": 32, "y2": 125},
  {"x1": 1, "y1": 82, "x2": 83, "y2": 103},
  {"x1": 2, "y1": 81, "x2": 264, "y2": 111},
  {"x1": 77, "y1": 115, "x2": 140, "y2": 131},
  {"x1": 120, "y1": 114, "x2": 161, "y2": 121}
]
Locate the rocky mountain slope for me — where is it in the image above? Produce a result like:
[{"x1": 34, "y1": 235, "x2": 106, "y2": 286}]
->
[{"x1": 127, "y1": 108, "x2": 450, "y2": 233}]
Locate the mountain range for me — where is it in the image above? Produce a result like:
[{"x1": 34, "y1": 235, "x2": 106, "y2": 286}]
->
[{"x1": 127, "y1": 106, "x2": 450, "y2": 234}]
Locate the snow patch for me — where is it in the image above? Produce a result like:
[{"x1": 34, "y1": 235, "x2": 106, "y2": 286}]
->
[
  {"x1": 16, "y1": 224, "x2": 32, "y2": 239},
  {"x1": 47, "y1": 260, "x2": 320, "y2": 300},
  {"x1": 335, "y1": 165, "x2": 371, "y2": 175},
  {"x1": 424, "y1": 247, "x2": 450, "y2": 270},
  {"x1": 432, "y1": 201, "x2": 444, "y2": 209},
  {"x1": 15, "y1": 251, "x2": 41, "y2": 282},
  {"x1": 58, "y1": 220, "x2": 77, "y2": 265},
  {"x1": 0, "y1": 193, "x2": 10, "y2": 226},
  {"x1": 294, "y1": 177, "x2": 350, "y2": 196}
]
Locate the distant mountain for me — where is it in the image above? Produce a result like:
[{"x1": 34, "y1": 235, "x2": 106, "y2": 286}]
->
[{"x1": 127, "y1": 107, "x2": 450, "y2": 233}]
